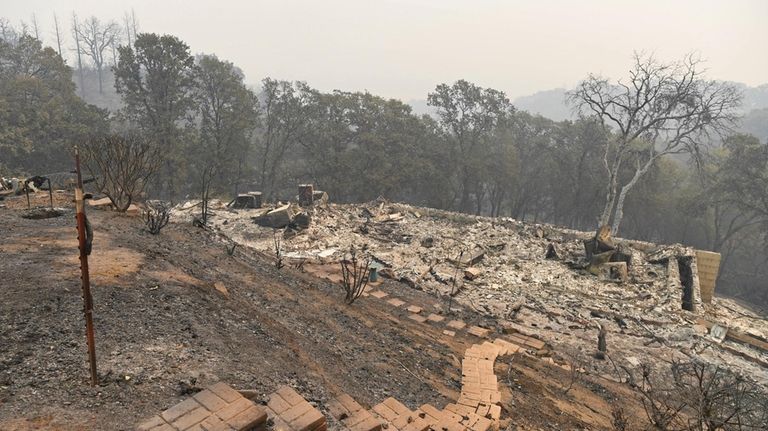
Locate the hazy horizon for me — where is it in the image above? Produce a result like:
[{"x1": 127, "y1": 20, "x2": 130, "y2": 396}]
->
[{"x1": 3, "y1": 0, "x2": 767, "y2": 101}]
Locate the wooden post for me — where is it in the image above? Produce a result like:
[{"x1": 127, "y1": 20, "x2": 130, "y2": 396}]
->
[{"x1": 74, "y1": 147, "x2": 98, "y2": 386}]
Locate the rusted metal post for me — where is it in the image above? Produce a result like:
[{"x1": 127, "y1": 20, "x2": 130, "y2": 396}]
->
[{"x1": 74, "y1": 147, "x2": 98, "y2": 386}]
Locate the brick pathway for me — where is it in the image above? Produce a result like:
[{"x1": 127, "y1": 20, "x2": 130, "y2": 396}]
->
[{"x1": 137, "y1": 283, "x2": 547, "y2": 431}]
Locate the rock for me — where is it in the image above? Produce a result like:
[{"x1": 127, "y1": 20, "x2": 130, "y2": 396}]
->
[
  {"x1": 213, "y1": 282, "x2": 229, "y2": 297},
  {"x1": 464, "y1": 267, "x2": 482, "y2": 280}
]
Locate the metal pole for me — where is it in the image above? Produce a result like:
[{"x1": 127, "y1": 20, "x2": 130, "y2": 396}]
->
[{"x1": 74, "y1": 147, "x2": 98, "y2": 386}]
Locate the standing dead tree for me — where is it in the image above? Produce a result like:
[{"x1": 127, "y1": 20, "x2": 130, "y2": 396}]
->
[
  {"x1": 340, "y1": 245, "x2": 371, "y2": 304},
  {"x1": 74, "y1": 16, "x2": 121, "y2": 94},
  {"x1": 569, "y1": 53, "x2": 741, "y2": 235},
  {"x1": 81, "y1": 134, "x2": 160, "y2": 212}
]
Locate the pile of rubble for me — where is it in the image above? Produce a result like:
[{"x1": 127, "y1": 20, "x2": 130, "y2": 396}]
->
[{"x1": 171, "y1": 193, "x2": 767, "y2": 384}]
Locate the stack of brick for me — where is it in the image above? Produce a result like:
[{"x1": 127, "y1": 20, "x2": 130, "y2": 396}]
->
[
  {"x1": 137, "y1": 382, "x2": 268, "y2": 431},
  {"x1": 266, "y1": 386, "x2": 327, "y2": 431},
  {"x1": 327, "y1": 393, "x2": 381, "y2": 431},
  {"x1": 370, "y1": 397, "x2": 430, "y2": 431}
]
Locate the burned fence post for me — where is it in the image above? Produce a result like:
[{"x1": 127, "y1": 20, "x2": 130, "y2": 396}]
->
[{"x1": 74, "y1": 147, "x2": 98, "y2": 386}]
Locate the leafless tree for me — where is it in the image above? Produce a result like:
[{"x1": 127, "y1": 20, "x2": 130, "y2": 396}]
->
[
  {"x1": 81, "y1": 134, "x2": 161, "y2": 212},
  {"x1": 30, "y1": 14, "x2": 40, "y2": 40},
  {"x1": 569, "y1": 53, "x2": 741, "y2": 235},
  {"x1": 340, "y1": 245, "x2": 371, "y2": 304},
  {"x1": 74, "y1": 16, "x2": 121, "y2": 94},
  {"x1": 53, "y1": 13, "x2": 63, "y2": 57},
  {"x1": 71, "y1": 13, "x2": 85, "y2": 97}
]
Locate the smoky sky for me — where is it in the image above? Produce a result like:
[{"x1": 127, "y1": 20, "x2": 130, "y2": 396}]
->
[{"x1": 5, "y1": 0, "x2": 767, "y2": 100}]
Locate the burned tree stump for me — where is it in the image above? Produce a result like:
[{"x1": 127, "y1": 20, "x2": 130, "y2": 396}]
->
[
  {"x1": 298, "y1": 184, "x2": 314, "y2": 207},
  {"x1": 596, "y1": 326, "x2": 607, "y2": 360},
  {"x1": 230, "y1": 193, "x2": 259, "y2": 209},
  {"x1": 247, "y1": 191, "x2": 262, "y2": 208}
]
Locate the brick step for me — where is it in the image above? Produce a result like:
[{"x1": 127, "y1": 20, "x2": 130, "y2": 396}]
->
[
  {"x1": 416, "y1": 403, "x2": 495, "y2": 431},
  {"x1": 327, "y1": 393, "x2": 381, "y2": 431},
  {"x1": 137, "y1": 382, "x2": 268, "y2": 431},
  {"x1": 266, "y1": 386, "x2": 327, "y2": 431},
  {"x1": 370, "y1": 397, "x2": 431, "y2": 431}
]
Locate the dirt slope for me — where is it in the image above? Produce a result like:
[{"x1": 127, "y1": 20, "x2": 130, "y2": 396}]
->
[{"x1": 0, "y1": 193, "x2": 647, "y2": 430}]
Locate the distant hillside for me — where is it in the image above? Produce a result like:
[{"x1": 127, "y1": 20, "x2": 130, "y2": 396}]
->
[
  {"x1": 512, "y1": 84, "x2": 768, "y2": 141},
  {"x1": 513, "y1": 88, "x2": 572, "y2": 121}
]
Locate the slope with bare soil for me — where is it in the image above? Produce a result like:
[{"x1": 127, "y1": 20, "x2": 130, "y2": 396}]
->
[{"x1": 0, "y1": 192, "x2": 728, "y2": 430}]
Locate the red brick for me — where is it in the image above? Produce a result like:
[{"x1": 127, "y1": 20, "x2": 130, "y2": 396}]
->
[
  {"x1": 426, "y1": 314, "x2": 445, "y2": 323},
  {"x1": 408, "y1": 314, "x2": 427, "y2": 324},
  {"x1": 417, "y1": 404, "x2": 442, "y2": 423},
  {"x1": 266, "y1": 407, "x2": 292, "y2": 431},
  {"x1": 208, "y1": 383, "x2": 243, "y2": 404},
  {"x1": 282, "y1": 401, "x2": 313, "y2": 423},
  {"x1": 137, "y1": 415, "x2": 166, "y2": 431},
  {"x1": 387, "y1": 298, "x2": 406, "y2": 307},
  {"x1": 172, "y1": 407, "x2": 210, "y2": 431},
  {"x1": 199, "y1": 414, "x2": 233, "y2": 431},
  {"x1": 443, "y1": 330, "x2": 456, "y2": 337},
  {"x1": 391, "y1": 413, "x2": 413, "y2": 430},
  {"x1": 194, "y1": 389, "x2": 229, "y2": 413},
  {"x1": 468, "y1": 415, "x2": 493, "y2": 431},
  {"x1": 228, "y1": 405, "x2": 268, "y2": 431},
  {"x1": 217, "y1": 398, "x2": 255, "y2": 421},
  {"x1": 268, "y1": 393, "x2": 292, "y2": 415},
  {"x1": 336, "y1": 393, "x2": 363, "y2": 415},
  {"x1": 457, "y1": 396, "x2": 480, "y2": 409},
  {"x1": 275, "y1": 386, "x2": 305, "y2": 406},
  {"x1": 474, "y1": 403, "x2": 490, "y2": 418},
  {"x1": 349, "y1": 415, "x2": 382, "y2": 431},
  {"x1": 290, "y1": 408, "x2": 325, "y2": 431},
  {"x1": 382, "y1": 398, "x2": 411, "y2": 416},
  {"x1": 488, "y1": 405, "x2": 501, "y2": 421},
  {"x1": 326, "y1": 398, "x2": 349, "y2": 420},
  {"x1": 434, "y1": 415, "x2": 466, "y2": 431},
  {"x1": 406, "y1": 305, "x2": 422, "y2": 314},
  {"x1": 445, "y1": 403, "x2": 474, "y2": 417},
  {"x1": 161, "y1": 397, "x2": 202, "y2": 423},
  {"x1": 369, "y1": 290, "x2": 388, "y2": 299},
  {"x1": 401, "y1": 416, "x2": 430, "y2": 431},
  {"x1": 467, "y1": 326, "x2": 491, "y2": 338},
  {"x1": 372, "y1": 402, "x2": 399, "y2": 422},
  {"x1": 447, "y1": 320, "x2": 466, "y2": 330}
]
